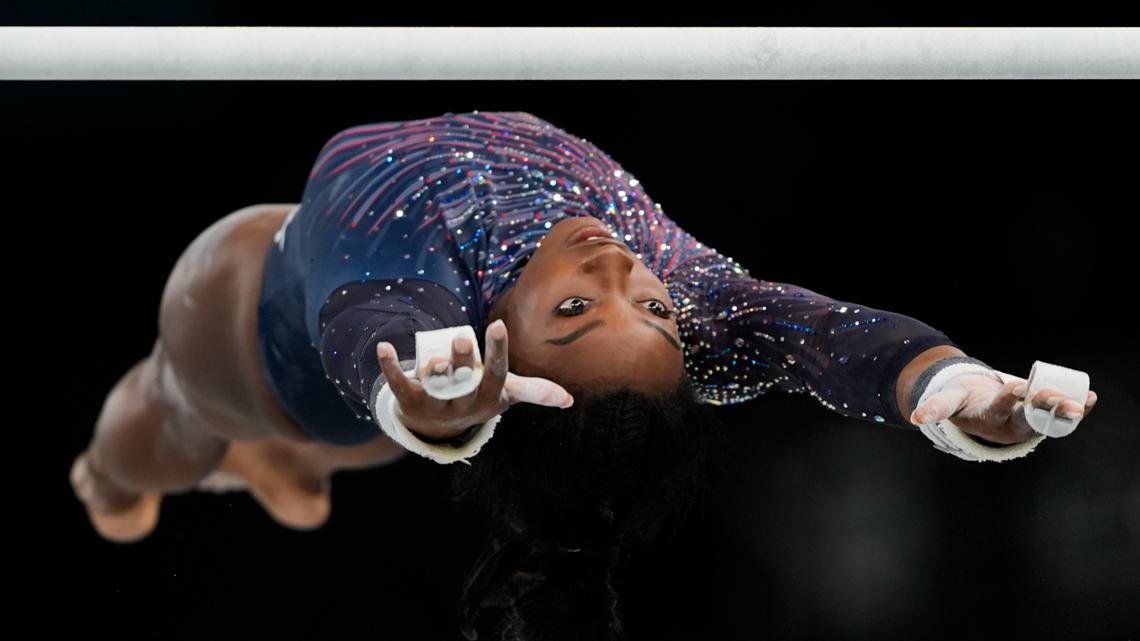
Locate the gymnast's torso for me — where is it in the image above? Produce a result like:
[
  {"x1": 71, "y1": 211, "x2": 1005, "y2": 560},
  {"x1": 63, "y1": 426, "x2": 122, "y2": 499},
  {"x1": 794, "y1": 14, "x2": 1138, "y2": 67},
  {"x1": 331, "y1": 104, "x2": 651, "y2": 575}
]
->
[{"x1": 255, "y1": 110, "x2": 960, "y2": 446}]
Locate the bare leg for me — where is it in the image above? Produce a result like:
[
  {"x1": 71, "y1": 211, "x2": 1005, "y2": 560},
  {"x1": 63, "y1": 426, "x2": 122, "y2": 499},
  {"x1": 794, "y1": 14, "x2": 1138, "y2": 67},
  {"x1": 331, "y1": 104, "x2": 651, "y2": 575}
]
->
[
  {"x1": 70, "y1": 205, "x2": 410, "y2": 542},
  {"x1": 70, "y1": 342, "x2": 227, "y2": 542},
  {"x1": 197, "y1": 432, "x2": 408, "y2": 529},
  {"x1": 71, "y1": 339, "x2": 409, "y2": 540},
  {"x1": 69, "y1": 337, "x2": 402, "y2": 540}
]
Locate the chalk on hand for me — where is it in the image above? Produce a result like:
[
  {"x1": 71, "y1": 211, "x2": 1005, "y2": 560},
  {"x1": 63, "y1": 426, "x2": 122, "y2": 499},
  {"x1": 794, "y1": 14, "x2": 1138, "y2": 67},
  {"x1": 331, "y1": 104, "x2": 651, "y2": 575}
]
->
[
  {"x1": 415, "y1": 325, "x2": 484, "y2": 400},
  {"x1": 1023, "y1": 360, "x2": 1090, "y2": 438}
]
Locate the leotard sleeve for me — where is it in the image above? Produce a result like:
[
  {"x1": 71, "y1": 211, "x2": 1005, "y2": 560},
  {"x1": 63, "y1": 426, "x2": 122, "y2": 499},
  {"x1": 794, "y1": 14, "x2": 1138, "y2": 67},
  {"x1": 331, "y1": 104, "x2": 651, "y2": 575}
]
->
[
  {"x1": 611, "y1": 211, "x2": 958, "y2": 429},
  {"x1": 317, "y1": 279, "x2": 469, "y2": 424}
]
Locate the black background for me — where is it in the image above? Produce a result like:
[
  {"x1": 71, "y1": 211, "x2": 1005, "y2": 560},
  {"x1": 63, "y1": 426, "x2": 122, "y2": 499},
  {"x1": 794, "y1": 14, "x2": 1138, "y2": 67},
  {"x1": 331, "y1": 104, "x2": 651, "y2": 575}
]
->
[
  {"x1": 10, "y1": 79, "x2": 1139, "y2": 639},
  {"x1": 1, "y1": 2, "x2": 1138, "y2": 26}
]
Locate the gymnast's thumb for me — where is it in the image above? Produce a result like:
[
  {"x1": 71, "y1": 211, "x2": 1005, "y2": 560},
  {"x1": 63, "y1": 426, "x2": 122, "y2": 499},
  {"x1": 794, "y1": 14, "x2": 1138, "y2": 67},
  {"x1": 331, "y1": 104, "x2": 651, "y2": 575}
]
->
[{"x1": 504, "y1": 372, "x2": 574, "y2": 409}]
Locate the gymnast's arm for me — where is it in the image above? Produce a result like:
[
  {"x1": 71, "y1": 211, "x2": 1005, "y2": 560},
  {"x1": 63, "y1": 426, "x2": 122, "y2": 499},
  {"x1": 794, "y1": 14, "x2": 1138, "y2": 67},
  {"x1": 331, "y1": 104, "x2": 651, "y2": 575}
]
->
[
  {"x1": 316, "y1": 279, "x2": 476, "y2": 442},
  {"x1": 663, "y1": 249, "x2": 965, "y2": 431},
  {"x1": 584, "y1": 201, "x2": 965, "y2": 430}
]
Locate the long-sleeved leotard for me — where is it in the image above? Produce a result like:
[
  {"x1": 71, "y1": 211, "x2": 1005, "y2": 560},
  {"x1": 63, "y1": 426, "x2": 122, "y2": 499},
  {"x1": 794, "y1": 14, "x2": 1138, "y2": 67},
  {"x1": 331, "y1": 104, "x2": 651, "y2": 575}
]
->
[{"x1": 257, "y1": 111, "x2": 958, "y2": 446}]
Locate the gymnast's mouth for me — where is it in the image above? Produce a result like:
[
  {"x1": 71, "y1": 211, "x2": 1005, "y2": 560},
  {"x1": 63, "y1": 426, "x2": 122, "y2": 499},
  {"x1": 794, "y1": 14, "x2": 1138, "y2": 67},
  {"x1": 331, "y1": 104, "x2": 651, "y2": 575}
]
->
[{"x1": 565, "y1": 223, "x2": 616, "y2": 248}]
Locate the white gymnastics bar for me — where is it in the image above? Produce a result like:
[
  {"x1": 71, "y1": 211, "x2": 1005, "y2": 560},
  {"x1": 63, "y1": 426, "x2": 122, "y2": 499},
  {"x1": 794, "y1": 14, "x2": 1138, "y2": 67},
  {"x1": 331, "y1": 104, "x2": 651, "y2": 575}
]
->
[{"x1": 0, "y1": 27, "x2": 1138, "y2": 80}]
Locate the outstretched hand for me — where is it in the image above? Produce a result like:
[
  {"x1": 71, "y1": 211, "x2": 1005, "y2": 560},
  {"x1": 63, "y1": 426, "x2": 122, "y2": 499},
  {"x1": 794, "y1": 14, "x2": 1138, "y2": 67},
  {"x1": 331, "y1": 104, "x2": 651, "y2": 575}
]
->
[
  {"x1": 375, "y1": 319, "x2": 574, "y2": 441},
  {"x1": 909, "y1": 373, "x2": 1099, "y2": 444}
]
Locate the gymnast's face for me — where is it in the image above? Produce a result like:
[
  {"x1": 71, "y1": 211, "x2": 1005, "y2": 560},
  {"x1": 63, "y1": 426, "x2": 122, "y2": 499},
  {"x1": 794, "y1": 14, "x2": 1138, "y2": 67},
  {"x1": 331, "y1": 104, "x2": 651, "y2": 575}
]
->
[{"x1": 488, "y1": 215, "x2": 685, "y2": 395}]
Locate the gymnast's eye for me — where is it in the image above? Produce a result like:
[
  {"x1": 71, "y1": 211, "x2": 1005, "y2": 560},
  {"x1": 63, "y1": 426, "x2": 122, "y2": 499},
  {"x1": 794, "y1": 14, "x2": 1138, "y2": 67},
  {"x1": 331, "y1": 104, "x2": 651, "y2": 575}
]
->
[
  {"x1": 555, "y1": 297, "x2": 590, "y2": 316},
  {"x1": 554, "y1": 297, "x2": 676, "y2": 318},
  {"x1": 642, "y1": 298, "x2": 674, "y2": 319}
]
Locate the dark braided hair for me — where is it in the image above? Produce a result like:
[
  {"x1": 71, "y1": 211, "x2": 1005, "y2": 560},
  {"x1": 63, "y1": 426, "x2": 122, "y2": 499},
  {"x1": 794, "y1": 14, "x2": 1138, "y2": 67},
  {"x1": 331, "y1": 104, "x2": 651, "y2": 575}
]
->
[{"x1": 450, "y1": 373, "x2": 730, "y2": 640}]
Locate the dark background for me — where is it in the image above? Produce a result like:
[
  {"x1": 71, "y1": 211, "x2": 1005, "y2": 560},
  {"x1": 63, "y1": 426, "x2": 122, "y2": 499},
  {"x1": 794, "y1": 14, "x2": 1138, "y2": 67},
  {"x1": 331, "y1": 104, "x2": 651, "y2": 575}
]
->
[
  {"x1": 11, "y1": 81, "x2": 1139, "y2": 639},
  {"x1": 1, "y1": 2, "x2": 1138, "y2": 25}
]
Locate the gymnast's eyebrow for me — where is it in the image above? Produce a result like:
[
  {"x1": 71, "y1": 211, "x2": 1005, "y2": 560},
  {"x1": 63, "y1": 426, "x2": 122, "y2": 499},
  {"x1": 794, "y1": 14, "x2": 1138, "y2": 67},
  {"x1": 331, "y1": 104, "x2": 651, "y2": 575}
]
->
[{"x1": 545, "y1": 318, "x2": 682, "y2": 351}]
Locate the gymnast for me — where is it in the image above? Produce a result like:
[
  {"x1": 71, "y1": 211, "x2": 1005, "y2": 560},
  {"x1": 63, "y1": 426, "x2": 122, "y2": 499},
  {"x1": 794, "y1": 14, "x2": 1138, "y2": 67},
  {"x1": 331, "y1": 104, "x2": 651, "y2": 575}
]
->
[{"x1": 70, "y1": 111, "x2": 1099, "y2": 640}]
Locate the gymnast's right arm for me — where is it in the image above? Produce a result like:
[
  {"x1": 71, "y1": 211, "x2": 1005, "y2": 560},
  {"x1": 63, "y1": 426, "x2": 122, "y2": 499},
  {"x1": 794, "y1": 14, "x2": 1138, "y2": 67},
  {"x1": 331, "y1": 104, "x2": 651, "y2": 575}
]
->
[{"x1": 316, "y1": 280, "x2": 469, "y2": 427}]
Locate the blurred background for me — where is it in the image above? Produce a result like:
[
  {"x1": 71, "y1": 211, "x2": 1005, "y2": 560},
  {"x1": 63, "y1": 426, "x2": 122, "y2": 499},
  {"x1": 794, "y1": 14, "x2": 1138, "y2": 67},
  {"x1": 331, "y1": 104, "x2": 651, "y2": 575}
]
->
[{"x1": 10, "y1": 80, "x2": 1138, "y2": 639}]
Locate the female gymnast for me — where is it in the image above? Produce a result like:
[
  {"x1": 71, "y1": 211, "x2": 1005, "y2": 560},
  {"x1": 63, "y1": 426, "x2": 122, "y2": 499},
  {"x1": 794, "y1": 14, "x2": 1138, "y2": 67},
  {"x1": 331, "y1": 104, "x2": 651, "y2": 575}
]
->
[{"x1": 69, "y1": 111, "x2": 1098, "y2": 640}]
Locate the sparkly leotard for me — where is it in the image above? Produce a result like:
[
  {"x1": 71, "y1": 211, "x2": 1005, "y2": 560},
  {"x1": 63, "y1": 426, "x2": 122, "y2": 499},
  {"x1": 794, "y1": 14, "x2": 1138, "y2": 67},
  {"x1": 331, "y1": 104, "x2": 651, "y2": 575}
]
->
[{"x1": 256, "y1": 111, "x2": 958, "y2": 445}]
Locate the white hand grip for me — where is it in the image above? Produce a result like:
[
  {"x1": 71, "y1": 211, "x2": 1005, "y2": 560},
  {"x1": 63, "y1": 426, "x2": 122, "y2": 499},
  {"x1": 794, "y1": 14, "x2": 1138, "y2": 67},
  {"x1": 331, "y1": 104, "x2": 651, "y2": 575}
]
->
[
  {"x1": 1023, "y1": 360, "x2": 1090, "y2": 438},
  {"x1": 415, "y1": 325, "x2": 484, "y2": 400}
]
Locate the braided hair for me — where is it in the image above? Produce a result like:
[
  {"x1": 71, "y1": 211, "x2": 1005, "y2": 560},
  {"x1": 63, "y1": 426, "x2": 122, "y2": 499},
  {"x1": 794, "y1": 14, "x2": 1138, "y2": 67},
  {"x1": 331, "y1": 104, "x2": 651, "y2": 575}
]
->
[{"x1": 451, "y1": 374, "x2": 730, "y2": 640}]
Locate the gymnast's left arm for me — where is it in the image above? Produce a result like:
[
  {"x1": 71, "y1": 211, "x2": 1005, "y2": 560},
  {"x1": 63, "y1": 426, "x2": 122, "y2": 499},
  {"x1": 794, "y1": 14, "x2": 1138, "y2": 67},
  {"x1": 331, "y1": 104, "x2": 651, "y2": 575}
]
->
[
  {"x1": 661, "y1": 250, "x2": 1099, "y2": 448},
  {"x1": 664, "y1": 248, "x2": 954, "y2": 426}
]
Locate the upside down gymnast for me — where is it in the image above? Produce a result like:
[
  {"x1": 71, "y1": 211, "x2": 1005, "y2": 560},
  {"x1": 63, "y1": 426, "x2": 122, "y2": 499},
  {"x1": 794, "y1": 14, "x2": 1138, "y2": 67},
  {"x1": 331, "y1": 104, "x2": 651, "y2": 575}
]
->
[{"x1": 70, "y1": 111, "x2": 1099, "y2": 640}]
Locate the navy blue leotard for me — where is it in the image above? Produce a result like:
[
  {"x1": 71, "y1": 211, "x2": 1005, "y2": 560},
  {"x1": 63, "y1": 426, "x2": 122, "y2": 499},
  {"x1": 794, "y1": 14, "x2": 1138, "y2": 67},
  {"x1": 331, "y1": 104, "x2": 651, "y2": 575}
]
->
[{"x1": 256, "y1": 111, "x2": 958, "y2": 446}]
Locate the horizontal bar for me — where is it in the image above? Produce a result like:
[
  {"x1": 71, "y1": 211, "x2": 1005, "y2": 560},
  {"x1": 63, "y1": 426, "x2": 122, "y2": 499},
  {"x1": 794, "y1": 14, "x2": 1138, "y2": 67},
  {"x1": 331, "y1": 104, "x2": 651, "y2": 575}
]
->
[{"x1": 2, "y1": 27, "x2": 1138, "y2": 79}]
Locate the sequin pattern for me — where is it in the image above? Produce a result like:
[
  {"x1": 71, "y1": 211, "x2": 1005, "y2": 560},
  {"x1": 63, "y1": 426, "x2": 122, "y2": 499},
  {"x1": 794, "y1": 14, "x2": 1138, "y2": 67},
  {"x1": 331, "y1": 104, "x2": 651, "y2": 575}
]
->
[
  {"x1": 664, "y1": 252, "x2": 959, "y2": 427},
  {"x1": 296, "y1": 111, "x2": 713, "y2": 343},
  {"x1": 269, "y1": 110, "x2": 959, "y2": 438}
]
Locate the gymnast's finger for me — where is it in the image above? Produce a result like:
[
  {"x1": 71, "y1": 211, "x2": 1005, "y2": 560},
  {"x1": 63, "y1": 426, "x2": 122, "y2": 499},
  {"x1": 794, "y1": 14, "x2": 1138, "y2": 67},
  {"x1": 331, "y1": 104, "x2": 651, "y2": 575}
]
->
[
  {"x1": 1030, "y1": 387, "x2": 1085, "y2": 420},
  {"x1": 419, "y1": 356, "x2": 452, "y2": 380},
  {"x1": 910, "y1": 386, "x2": 969, "y2": 426},
  {"x1": 504, "y1": 372, "x2": 574, "y2": 409},
  {"x1": 376, "y1": 341, "x2": 419, "y2": 405},
  {"x1": 476, "y1": 320, "x2": 509, "y2": 407},
  {"x1": 450, "y1": 334, "x2": 477, "y2": 371},
  {"x1": 987, "y1": 380, "x2": 1027, "y2": 419}
]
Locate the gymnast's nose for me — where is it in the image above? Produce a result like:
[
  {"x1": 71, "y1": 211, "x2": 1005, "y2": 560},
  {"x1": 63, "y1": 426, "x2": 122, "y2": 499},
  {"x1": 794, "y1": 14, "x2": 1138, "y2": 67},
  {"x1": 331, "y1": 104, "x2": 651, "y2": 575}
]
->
[{"x1": 579, "y1": 244, "x2": 636, "y2": 286}]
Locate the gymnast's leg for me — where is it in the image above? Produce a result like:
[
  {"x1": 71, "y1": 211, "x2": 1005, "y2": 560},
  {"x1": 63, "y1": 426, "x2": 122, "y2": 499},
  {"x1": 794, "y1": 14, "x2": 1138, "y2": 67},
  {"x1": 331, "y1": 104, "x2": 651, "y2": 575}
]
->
[
  {"x1": 69, "y1": 204, "x2": 409, "y2": 542},
  {"x1": 69, "y1": 205, "x2": 307, "y2": 542},
  {"x1": 70, "y1": 340, "x2": 227, "y2": 542},
  {"x1": 69, "y1": 338, "x2": 404, "y2": 543}
]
